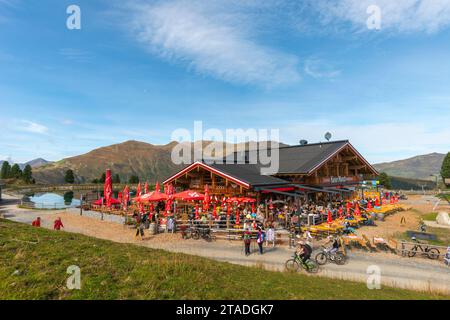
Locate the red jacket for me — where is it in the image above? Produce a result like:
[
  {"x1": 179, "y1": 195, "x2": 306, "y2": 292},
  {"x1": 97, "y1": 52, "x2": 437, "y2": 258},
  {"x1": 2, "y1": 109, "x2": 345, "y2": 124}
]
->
[{"x1": 54, "y1": 219, "x2": 64, "y2": 230}]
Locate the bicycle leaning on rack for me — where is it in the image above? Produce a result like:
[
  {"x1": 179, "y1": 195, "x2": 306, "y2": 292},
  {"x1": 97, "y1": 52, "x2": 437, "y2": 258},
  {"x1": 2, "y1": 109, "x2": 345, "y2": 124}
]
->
[{"x1": 407, "y1": 238, "x2": 440, "y2": 260}]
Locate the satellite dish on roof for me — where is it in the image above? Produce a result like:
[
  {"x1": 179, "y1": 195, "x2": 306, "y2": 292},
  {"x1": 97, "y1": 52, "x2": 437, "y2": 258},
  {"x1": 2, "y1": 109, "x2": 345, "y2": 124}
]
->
[
  {"x1": 299, "y1": 140, "x2": 308, "y2": 146},
  {"x1": 324, "y1": 132, "x2": 332, "y2": 141}
]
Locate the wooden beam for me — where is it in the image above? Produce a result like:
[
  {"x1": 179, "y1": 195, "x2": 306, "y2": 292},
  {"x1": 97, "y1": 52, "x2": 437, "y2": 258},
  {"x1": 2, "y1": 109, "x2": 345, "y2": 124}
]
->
[
  {"x1": 343, "y1": 155, "x2": 358, "y2": 162},
  {"x1": 349, "y1": 165, "x2": 366, "y2": 170}
]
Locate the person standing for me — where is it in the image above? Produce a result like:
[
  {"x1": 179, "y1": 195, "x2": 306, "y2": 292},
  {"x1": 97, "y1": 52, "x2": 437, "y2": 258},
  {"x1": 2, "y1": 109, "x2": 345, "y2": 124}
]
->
[
  {"x1": 243, "y1": 229, "x2": 251, "y2": 256},
  {"x1": 256, "y1": 228, "x2": 264, "y2": 254},
  {"x1": 266, "y1": 225, "x2": 275, "y2": 247}
]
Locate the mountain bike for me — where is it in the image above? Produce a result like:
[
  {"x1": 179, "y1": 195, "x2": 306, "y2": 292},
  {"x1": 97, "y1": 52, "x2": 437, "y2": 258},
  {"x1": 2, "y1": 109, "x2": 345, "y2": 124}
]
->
[
  {"x1": 315, "y1": 246, "x2": 347, "y2": 265},
  {"x1": 191, "y1": 227, "x2": 212, "y2": 242},
  {"x1": 407, "y1": 240, "x2": 440, "y2": 260},
  {"x1": 285, "y1": 253, "x2": 319, "y2": 273}
]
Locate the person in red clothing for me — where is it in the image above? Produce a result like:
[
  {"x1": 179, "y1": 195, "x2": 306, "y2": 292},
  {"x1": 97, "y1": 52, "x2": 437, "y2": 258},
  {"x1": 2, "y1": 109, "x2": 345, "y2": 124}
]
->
[
  {"x1": 31, "y1": 217, "x2": 41, "y2": 227},
  {"x1": 53, "y1": 217, "x2": 64, "y2": 230}
]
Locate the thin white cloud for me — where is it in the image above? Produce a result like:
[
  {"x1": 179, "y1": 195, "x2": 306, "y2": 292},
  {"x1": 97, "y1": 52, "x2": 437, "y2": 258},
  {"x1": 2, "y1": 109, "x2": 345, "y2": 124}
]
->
[
  {"x1": 59, "y1": 48, "x2": 93, "y2": 62},
  {"x1": 19, "y1": 120, "x2": 49, "y2": 134},
  {"x1": 304, "y1": 58, "x2": 341, "y2": 79},
  {"x1": 125, "y1": 0, "x2": 301, "y2": 86},
  {"x1": 311, "y1": 0, "x2": 450, "y2": 33}
]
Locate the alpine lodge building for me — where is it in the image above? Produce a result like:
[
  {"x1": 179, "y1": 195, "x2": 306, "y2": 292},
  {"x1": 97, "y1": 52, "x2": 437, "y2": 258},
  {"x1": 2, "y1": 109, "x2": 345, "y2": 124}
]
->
[{"x1": 163, "y1": 140, "x2": 379, "y2": 206}]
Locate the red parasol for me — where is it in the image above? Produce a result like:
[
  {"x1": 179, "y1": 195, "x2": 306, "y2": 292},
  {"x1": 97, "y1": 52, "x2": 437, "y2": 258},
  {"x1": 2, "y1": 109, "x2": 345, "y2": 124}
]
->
[
  {"x1": 94, "y1": 197, "x2": 120, "y2": 206},
  {"x1": 238, "y1": 197, "x2": 256, "y2": 203},
  {"x1": 136, "y1": 182, "x2": 141, "y2": 197},
  {"x1": 173, "y1": 190, "x2": 205, "y2": 201},
  {"x1": 354, "y1": 202, "x2": 361, "y2": 216},
  {"x1": 104, "y1": 169, "x2": 113, "y2": 207},
  {"x1": 327, "y1": 210, "x2": 333, "y2": 224},
  {"x1": 123, "y1": 185, "x2": 130, "y2": 210},
  {"x1": 203, "y1": 184, "x2": 210, "y2": 211},
  {"x1": 226, "y1": 197, "x2": 240, "y2": 204}
]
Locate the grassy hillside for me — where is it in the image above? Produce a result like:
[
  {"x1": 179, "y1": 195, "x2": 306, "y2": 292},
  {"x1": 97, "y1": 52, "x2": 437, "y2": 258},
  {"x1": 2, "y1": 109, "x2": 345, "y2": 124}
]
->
[
  {"x1": 374, "y1": 153, "x2": 445, "y2": 180},
  {"x1": 391, "y1": 176, "x2": 436, "y2": 190},
  {"x1": 0, "y1": 219, "x2": 446, "y2": 300}
]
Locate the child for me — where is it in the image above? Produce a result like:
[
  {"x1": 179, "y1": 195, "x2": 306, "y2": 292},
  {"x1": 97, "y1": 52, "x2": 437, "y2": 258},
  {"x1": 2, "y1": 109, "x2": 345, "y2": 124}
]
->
[
  {"x1": 32, "y1": 217, "x2": 41, "y2": 227},
  {"x1": 53, "y1": 217, "x2": 64, "y2": 230}
]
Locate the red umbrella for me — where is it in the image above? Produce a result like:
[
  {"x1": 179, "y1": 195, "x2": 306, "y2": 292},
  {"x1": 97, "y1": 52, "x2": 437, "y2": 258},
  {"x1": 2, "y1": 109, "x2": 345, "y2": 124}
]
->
[
  {"x1": 164, "y1": 183, "x2": 174, "y2": 212},
  {"x1": 146, "y1": 191, "x2": 168, "y2": 202},
  {"x1": 354, "y1": 203, "x2": 361, "y2": 216},
  {"x1": 226, "y1": 197, "x2": 240, "y2": 204},
  {"x1": 173, "y1": 190, "x2": 205, "y2": 201},
  {"x1": 123, "y1": 185, "x2": 130, "y2": 210},
  {"x1": 104, "y1": 169, "x2": 113, "y2": 207},
  {"x1": 238, "y1": 197, "x2": 256, "y2": 203},
  {"x1": 136, "y1": 182, "x2": 141, "y2": 197},
  {"x1": 93, "y1": 198, "x2": 104, "y2": 206},
  {"x1": 327, "y1": 210, "x2": 333, "y2": 224},
  {"x1": 203, "y1": 185, "x2": 210, "y2": 211}
]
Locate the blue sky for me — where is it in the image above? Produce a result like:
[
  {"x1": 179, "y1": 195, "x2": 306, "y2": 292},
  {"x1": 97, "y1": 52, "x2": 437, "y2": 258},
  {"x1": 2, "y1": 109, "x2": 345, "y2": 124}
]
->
[{"x1": 0, "y1": 0, "x2": 449, "y2": 164}]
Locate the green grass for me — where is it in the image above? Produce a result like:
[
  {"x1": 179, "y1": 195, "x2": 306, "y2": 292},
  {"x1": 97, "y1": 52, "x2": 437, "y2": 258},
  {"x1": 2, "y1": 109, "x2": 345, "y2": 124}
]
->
[
  {"x1": 422, "y1": 212, "x2": 438, "y2": 221},
  {"x1": 0, "y1": 219, "x2": 447, "y2": 300},
  {"x1": 437, "y1": 194, "x2": 450, "y2": 203}
]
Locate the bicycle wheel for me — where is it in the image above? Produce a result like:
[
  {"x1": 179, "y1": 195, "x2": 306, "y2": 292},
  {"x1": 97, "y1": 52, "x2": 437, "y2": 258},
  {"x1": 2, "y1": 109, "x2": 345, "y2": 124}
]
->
[
  {"x1": 204, "y1": 234, "x2": 212, "y2": 242},
  {"x1": 304, "y1": 260, "x2": 319, "y2": 273},
  {"x1": 407, "y1": 246, "x2": 417, "y2": 257},
  {"x1": 427, "y1": 248, "x2": 440, "y2": 260},
  {"x1": 191, "y1": 230, "x2": 200, "y2": 240},
  {"x1": 334, "y1": 252, "x2": 347, "y2": 265},
  {"x1": 315, "y1": 252, "x2": 328, "y2": 265},
  {"x1": 285, "y1": 259, "x2": 300, "y2": 272}
]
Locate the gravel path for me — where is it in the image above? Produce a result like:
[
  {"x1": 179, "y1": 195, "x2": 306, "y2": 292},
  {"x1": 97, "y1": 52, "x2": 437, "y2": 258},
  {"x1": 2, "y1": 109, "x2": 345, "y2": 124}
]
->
[{"x1": 2, "y1": 193, "x2": 450, "y2": 295}]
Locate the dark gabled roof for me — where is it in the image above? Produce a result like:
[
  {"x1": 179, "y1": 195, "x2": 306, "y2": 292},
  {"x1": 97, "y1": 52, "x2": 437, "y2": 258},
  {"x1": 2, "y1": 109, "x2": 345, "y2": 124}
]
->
[
  {"x1": 276, "y1": 140, "x2": 349, "y2": 174},
  {"x1": 240, "y1": 140, "x2": 349, "y2": 174},
  {"x1": 208, "y1": 163, "x2": 290, "y2": 187}
]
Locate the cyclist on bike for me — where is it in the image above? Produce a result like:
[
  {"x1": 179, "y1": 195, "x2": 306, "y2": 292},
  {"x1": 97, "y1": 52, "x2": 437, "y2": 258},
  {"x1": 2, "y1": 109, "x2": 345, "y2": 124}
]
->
[
  {"x1": 325, "y1": 236, "x2": 340, "y2": 255},
  {"x1": 295, "y1": 238, "x2": 312, "y2": 263}
]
